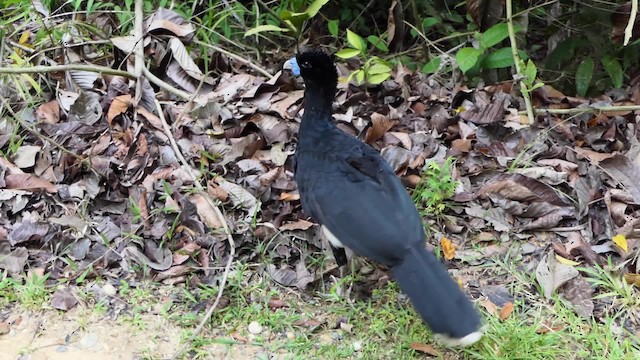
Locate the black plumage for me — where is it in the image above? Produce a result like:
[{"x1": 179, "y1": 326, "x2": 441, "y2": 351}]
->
[{"x1": 284, "y1": 50, "x2": 483, "y2": 346}]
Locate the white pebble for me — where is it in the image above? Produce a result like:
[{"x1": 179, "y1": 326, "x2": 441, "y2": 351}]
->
[
  {"x1": 102, "y1": 283, "x2": 117, "y2": 296},
  {"x1": 248, "y1": 321, "x2": 263, "y2": 335},
  {"x1": 353, "y1": 340, "x2": 363, "y2": 351}
]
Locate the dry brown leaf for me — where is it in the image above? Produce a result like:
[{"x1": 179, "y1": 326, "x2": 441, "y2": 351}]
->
[
  {"x1": 188, "y1": 194, "x2": 223, "y2": 229},
  {"x1": 536, "y1": 252, "x2": 579, "y2": 298},
  {"x1": 35, "y1": 100, "x2": 60, "y2": 124},
  {"x1": 279, "y1": 192, "x2": 300, "y2": 201},
  {"x1": 365, "y1": 112, "x2": 396, "y2": 144},
  {"x1": 280, "y1": 219, "x2": 314, "y2": 231},
  {"x1": 5, "y1": 173, "x2": 57, "y2": 193},
  {"x1": 499, "y1": 302, "x2": 514, "y2": 321},
  {"x1": 623, "y1": 273, "x2": 640, "y2": 287},
  {"x1": 409, "y1": 342, "x2": 439, "y2": 356},
  {"x1": 481, "y1": 298, "x2": 499, "y2": 316}
]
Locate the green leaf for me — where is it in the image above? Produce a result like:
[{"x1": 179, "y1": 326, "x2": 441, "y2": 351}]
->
[
  {"x1": 280, "y1": 0, "x2": 329, "y2": 28},
  {"x1": 482, "y1": 47, "x2": 515, "y2": 69},
  {"x1": 422, "y1": 17, "x2": 441, "y2": 29},
  {"x1": 347, "y1": 29, "x2": 366, "y2": 53},
  {"x1": 480, "y1": 23, "x2": 510, "y2": 49},
  {"x1": 367, "y1": 35, "x2": 388, "y2": 53},
  {"x1": 456, "y1": 47, "x2": 483, "y2": 73},
  {"x1": 335, "y1": 48, "x2": 360, "y2": 59},
  {"x1": 421, "y1": 57, "x2": 441, "y2": 74},
  {"x1": 305, "y1": 0, "x2": 330, "y2": 17},
  {"x1": 367, "y1": 62, "x2": 392, "y2": 75},
  {"x1": 328, "y1": 19, "x2": 339, "y2": 37},
  {"x1": 575, "y1": 58, "x2": 594, "y2": 96},
  {"x1": 601, "y1": 56, "x2": 623, "y2": 88},
  {"x1": 523, "y1": 59, "x2": 537, "y2": 85},
  {"x1": 355, "y1": 69, "x2": 365, "y2": 84},
  {"x1": 245, "y1": 24, "x2": 289, "y2": 37},
  {"x1": 368, "y1": 72, "x2": 391, "y2": 85}
]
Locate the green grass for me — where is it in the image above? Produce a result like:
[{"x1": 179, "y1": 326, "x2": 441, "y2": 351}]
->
[{"x1": 2, "y1": 255, "x2": 639, "y2": 359}]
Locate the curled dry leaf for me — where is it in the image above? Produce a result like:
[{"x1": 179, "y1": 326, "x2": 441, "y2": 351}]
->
[
  {"x1": 409, "y1": 342, "x2": 439, "y2": 356},
  {"x1": 364, "y1": 112, "x2": 396, "y2": 144},
  {"x1": 50, "y1": 288, "x2": 78, "y2": 311},
  {"x1": 0, "y1": 243, "x2": 28, "y2": 273},
  {"x1": 536, "y1": 251, "x2": 579, "y2": 298},
  {"x1": 216, "y1": 178, "x2": 259, "y2": 219},
  {"x1": 499, "y1": 302, "x2": 514, "y2": 321},
  {"x1": 107, "y1": 94, "x2": 132, "y2": 126},
  {"x1": 562, "y1": 275, "x2": 594, "y2": 318},
  {"x1": 188, "y1": 193, "x2": 223, "y2": 229},
  {"x1": 35, "y1": 100, "x2": 60, "y2": 124},
  {"x1": 5, "y1": 174, "x2": 57, "y2": 193}
]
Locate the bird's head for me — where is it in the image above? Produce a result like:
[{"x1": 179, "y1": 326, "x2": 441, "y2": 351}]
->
[{"x1": 284, "y1": 50, "x2": 338, "y2": 91}]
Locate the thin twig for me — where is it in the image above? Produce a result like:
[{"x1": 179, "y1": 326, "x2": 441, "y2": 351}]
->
[
  {"x1": 193, "y1": 39, "x2": 274, "y2": 79},
  {"x1": 133, "y1": 0, "x2": 144, "y2": 105},
  {"x1": 150, "y1": 98, "x2": 236, "y2": 359},
  {"x1": 506, "y1": 0, "x2": 535, "y2": 124},
  {"x1": 0, "y1": 64, "x2": 135, "y2": 79},
  {"x1": 521, "y1": 104, "x2": 640, "y2": 116},
  {"x1": 141, "y1": 66, "x2": 192, "y2": 99},
  {"x1": 624, "y1": 0, "x2": 639, "y2": 46}
]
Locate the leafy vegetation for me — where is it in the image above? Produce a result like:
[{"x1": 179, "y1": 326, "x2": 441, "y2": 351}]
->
[{"x1": 413, "y1": 158, "x2": 459, "y2": 216}]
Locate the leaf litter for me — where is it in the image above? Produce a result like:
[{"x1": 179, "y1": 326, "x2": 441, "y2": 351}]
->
[{"x1": 1, "y1": 6, "x2": 640, "y2": 358}]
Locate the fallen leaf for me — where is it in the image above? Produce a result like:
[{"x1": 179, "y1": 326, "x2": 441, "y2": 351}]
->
[
  {"x1": 50, "y1": 288, "x2": 78, "y2": 311},
  {"x1": 13, "y1": 145, "x2": 42, "y2": 168},
  {"x1": 536, "y1": 251, "x2": 579, "y2": 298},
  {"x1": 280, "y1": 219, "x2": 314, "y2": 231},
  {"x1": 612, "y1": 234, "x2": 628, "y2": 253},
  {"x1": 562, "y1": 275, "x2": 594, "y2": 318},
  {"x1": 409, "y1": 342, "x2": 439, "y2": 356},
  {"x1": 623, "y1": 273, "x2": 640, "y2": 287},
  {"x1": 189, "y1": 194, "x2": 223, "y2": 229},
  {"x1": 440, "y1": 237, "x2": 456, "y2": 260},
  {"x1": 481, "y1": 298, "x2": 499, "y2": 317},
  {"x1": 365, "y1": 112, "x2": 396, "y2": 144},
  {"x1": 555, "y1": 254, "x2": 580, "y2": 266},
  {"x1": 499, "y1": 302, "x2": 514, "y2": 321}
]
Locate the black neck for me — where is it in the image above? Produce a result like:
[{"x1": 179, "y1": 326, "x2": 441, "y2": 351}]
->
[{"x1": 301, "y1": 83, "x2": 335, "y2": 121}]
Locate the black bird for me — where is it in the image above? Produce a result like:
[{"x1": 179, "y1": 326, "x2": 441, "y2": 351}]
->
[{"x1": 284, "y1": 50, "x2": 483, "y2": 346}]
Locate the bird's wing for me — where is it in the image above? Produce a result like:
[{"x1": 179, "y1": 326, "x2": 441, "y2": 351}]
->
[{"x1": 300, "y1": 144, "x2": 423, "y2": 265}]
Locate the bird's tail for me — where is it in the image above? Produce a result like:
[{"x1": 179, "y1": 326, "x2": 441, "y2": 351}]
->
[{"x1": 391, "y1": 245, "x2": 483, "y2": 347}]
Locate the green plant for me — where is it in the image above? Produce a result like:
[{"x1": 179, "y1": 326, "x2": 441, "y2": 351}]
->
[
  {"x1": 455, "y1": 23, "x2": 525, "y2": 74},
  {"x1": 15, "y1": 272, "x2": 51, "y2": 309},
  {"x1": 246, "y1": 0, "x2": 329, "y2": 37},
  {"x1": 579, "y1": 258, "x2": 640, "y2": 310},
  {"x1": 517, "y1": 59, "x2": 544, "y2": 104},
  {"x1": 336, "y1": 29, "x2": 392, "y2": 85},
  {"x1": 412, "y1": 158, "x2": 459, "y2": 216},
  {"x1": 0, "y1": 275, "x2": 19, "y2": 305}
]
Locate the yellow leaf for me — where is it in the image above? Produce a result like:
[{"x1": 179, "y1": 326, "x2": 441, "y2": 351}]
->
[
  {"x1": 19, "y1": 31, "x2": 31, "y2": 45},
  {"x1": 612, "y1": 234, "x2": 628, "y2": 253},
  {"x1": 555, "y1": 254, "x2": 580, "y2": 266},
  {"x1": 440, "y1": 237, "x2": 456, "y2": 260}
]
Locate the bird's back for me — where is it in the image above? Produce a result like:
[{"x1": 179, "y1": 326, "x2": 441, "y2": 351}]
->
[{"x1": 294, "y1": 118, "x2": 425, "y2": 266}]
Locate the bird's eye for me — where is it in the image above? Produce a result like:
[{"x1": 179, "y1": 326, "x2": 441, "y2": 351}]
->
[{"x1": 301, "y1": 61, "x2": 311, "y2": 68}]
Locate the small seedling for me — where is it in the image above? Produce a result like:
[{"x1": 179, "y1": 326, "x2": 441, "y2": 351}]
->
[{"x1": 412, "y1": 157, "x2": 459, "y2": 216}]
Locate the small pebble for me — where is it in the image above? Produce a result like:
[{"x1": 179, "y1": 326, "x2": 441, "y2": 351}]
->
[
  {"x1": 286, "y1": 331, "x2": 295, "y2": 340},
  {"x1": 353, "y1": 340, "x2": 363, "y2": 351},
  {"x1": 102, "y1": 283, "x2": 117, "y2": 296},
  {"x1": 248, "y1": 321, "x2": 263, "y2": 335}
]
